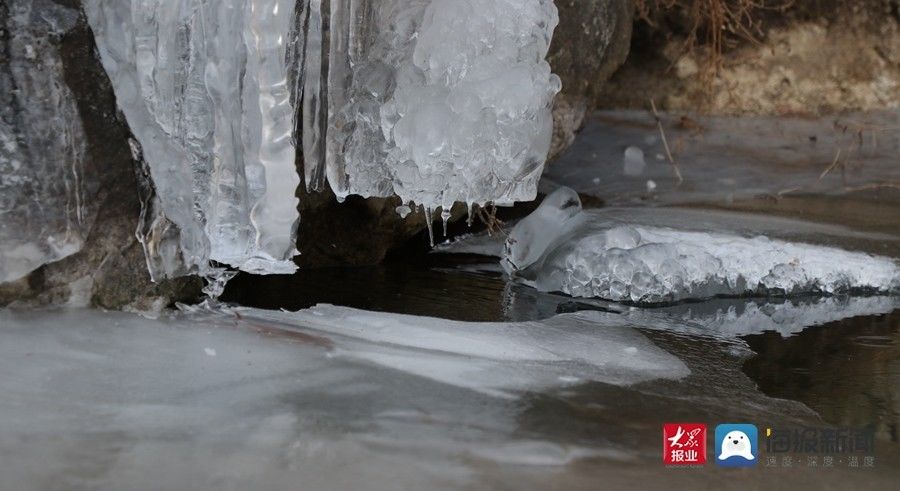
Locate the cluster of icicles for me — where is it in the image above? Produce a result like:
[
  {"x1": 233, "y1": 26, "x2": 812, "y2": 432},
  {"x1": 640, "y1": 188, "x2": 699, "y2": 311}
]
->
[{"x1": 79, "y1": 0, "x2": 560, "y2": 292}]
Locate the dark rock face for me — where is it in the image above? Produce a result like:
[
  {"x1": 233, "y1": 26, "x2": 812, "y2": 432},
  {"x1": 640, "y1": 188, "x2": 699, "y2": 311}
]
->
[
  {"x1": 547, "y1": 0, "x2": 634, "y2": 159},
  {"x1": 0, "y1": 0, "x2": 633, "y2": 307},
  {"x1": 0, "y1": 2, "x2": 200, "y2": 308}
]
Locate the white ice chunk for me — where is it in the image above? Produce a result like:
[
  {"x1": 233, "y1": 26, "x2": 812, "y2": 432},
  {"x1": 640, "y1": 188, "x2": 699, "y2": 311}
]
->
[
  {"x1": 318, "y1": 0, "x2": 561, "y2": 214},
  {"x1": 622, "y1": 146, "x2": 645, "y2": 176},
  {"x1": 241, "y1": 304, "x2": 689, "y2": 397},
  {"x1": 503, "y1": 187, "x2": 900, "y2": 303},
  {"x1": 83, "y1": 0, "x2": 301, "y2": 279}
]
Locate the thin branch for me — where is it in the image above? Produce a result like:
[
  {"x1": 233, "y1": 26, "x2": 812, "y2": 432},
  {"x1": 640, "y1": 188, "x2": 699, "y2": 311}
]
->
[{"x1": 650, "y1": 99, "x2": 684, "y2": 185}]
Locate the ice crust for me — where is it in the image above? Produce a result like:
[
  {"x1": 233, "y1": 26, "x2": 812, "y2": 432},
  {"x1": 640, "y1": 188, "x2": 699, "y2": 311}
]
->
[
  {"x1": 311, "y1": 0, "x2": 561, "y2": 214},
  {"x1": 0, "y1": 306, "x2": 690, "y2": 488},
  {"x1": 503, "y1": 187, "x2": 900, "y2": 303},
  {"x1": 0, "y1": 1, "x2": 96, "y2": 283},
  {"x1": 83, "y1": 0, "x2": 302, "y2": 279},
  {"x1": 242, "y1": 304, "x2": 689, "y2": 397}
]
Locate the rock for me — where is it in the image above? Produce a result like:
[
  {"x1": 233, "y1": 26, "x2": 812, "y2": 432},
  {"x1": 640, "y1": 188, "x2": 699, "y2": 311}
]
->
[
  {"x1": 547, "y1": 0, "x2": 634, "y2": 159},
  {"x1": 0, "y1": 2, "x2": 201, "y2": 309}
]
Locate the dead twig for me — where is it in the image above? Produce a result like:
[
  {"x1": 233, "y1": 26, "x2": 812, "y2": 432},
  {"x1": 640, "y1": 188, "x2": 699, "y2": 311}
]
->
[
  {"x1": 474, "y1": 203, "x2": 506, "y2": 237},
  {"x1": 817, "y1": 148, "x2": 842, "y2": 182},
  {"x1": 650, "y1": 99, "x2": 684, "y2": 186}
]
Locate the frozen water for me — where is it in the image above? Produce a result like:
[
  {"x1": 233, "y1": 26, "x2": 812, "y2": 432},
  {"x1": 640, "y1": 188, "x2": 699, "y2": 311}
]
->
[
  {"x1": 84, "y1": 0, "x2": 302, "y2": 279},
  {"x1": 312, "y1": 0, "x2": 560, "y2": 215},
  {"x1": 432, "y1": 232, "x2": 505, "y2": 256},
  {"x1": 502, "y1": 186, "x2": 585, "y2": 274},
  {"x1": 241, "y1": 304, "x2": 689, "y2": 397},
  {"x1": 544, "y1": 110, "x2": 900, "y2": 206},
  {"x1": 0, "y1": 305, "x2": 690, "y2": 489},
  {"x1": 81, "y1": 0, "x2": 561, "y2": 285},
  {"x1": 503, "y1": 187, "x2": 900, "y2": 303},
  {"x1": 0, "y1": 299, "x2": 895, "y2": 488},
  {"x1": 622, "y1": 145, "x2": 645, "y2": 176},
  {"x1": 0, "y1": 1, "x2": 96, "y2": 283}
]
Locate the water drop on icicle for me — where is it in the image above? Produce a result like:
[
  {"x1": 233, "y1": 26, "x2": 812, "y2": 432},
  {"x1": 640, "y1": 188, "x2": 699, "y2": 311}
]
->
[
  {"x1": 395, "y1": 204, "x2": 412, "y2": 218},
  {"x1": 441, "y1": 208, "x2": 451, "y2": 237}
]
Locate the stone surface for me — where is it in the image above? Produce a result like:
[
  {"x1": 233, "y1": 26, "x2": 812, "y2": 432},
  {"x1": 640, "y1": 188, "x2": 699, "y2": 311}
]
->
[
  {"x1": 0, "y1": 0, "x2": 94, "y2": 284},
  {"x1": 546, "y1": 0, "x2": 634, "y2": 159},
  {"x1": 0, "y1": 1, "x2": 200, "y2": 308}
]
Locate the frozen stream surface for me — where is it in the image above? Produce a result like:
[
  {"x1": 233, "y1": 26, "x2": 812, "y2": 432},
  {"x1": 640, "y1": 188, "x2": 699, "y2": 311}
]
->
[{"x1": 2, "y1": 293, "x2": 899, "y2": 490}]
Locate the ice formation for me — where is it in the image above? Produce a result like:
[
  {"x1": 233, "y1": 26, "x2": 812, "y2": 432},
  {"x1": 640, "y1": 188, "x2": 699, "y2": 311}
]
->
[
  {"x1": 307, "y1": 0, "x2": 561, "y2": 215},
  {"x1": 240, "y1": 304, "x2": 689, "y2": 396},
  {"x1": 84, "y1": 0, "x2": 302, "y2": 279},
  {"x1": 0, "y1": 1, "x2": 96, "y2": 283},
  {"x1": 622, "y1": 146, "x2": 645, "y2": 176},
  {"x1": 0, "y1": 307, "x2": 691, "y2": 487},
  {"x1": 503, "y1": 187, "x2": 900, "y2": 303},
  {"x1": 79, "y1": 0, "x2": 561, "y2": 282}
]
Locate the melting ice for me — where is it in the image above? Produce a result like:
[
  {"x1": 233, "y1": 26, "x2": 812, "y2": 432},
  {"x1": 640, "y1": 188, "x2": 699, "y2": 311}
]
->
[
  {"x1": 84, "y1": 0, "x2": 303, "y2": 279},
  {"x1": 310, "y1": 0, "x2": 561, "y2": 216},
  {"x1": 503, "y1": 187, "x2": 900, "y2": 303},
  {"x1": 76, "y1": 0, "x2": 561, "y2": 283}
]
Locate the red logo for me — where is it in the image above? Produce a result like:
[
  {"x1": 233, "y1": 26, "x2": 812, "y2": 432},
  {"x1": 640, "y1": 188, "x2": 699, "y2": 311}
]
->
[{"x1": 663, "y1": 423, "x2": 707, "y2": 465}]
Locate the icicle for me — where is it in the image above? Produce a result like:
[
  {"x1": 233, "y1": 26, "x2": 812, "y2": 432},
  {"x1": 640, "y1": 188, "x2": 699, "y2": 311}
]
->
[
  {"x1": 466, "y1": 202, "x2": 475, "y2": 227},
  {"x1": 309, "y1": 0, "x2": 560, "y2": 213},
  {"x1": 441, "y1": 208, "x2": 451, "y2": 237},
  {"x1": 424, "y1": 205, "x2": 435, "y2": 247},
  {"x1": 83, "y1": 0, "x2": 302, "y2": 281}
]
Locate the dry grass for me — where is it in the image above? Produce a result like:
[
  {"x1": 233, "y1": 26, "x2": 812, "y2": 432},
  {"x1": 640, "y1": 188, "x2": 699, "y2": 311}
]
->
[
  {"x1": 635, "y1": 0, "x2": 794, "y2": 81},
  {"x1": 473, "y1": 203, "x2": 507, "y2": 237}
]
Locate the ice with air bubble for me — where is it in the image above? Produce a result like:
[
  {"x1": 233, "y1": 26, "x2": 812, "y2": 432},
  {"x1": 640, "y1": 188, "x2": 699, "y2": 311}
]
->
[
  {"x1": 503, "y1": 187, "x2": 900, "y2": 303},
  {"x1": 319, "y1": 0, "x2": 561, "y2": 216}
]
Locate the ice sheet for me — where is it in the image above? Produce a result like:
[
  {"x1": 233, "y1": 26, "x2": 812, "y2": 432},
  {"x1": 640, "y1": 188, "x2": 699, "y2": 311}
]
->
[
  {"x1": 502, "y1": 187, "x2": 899, "y2": 303},
  {"x1": 238, "y1": 303, "x2": 690, "y2": 397}
]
